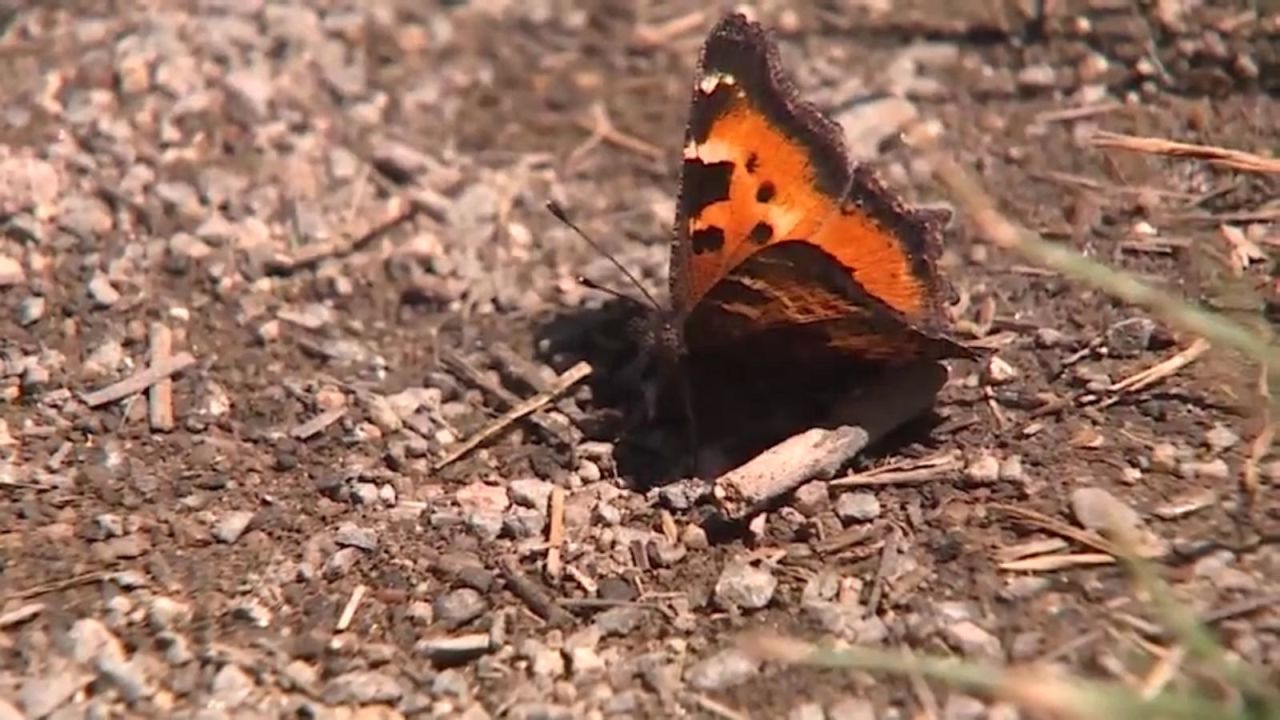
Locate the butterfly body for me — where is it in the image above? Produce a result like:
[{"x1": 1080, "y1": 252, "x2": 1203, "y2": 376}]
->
[{"x1": 664, "y1": 13, "x2": 972, "y2": 369}]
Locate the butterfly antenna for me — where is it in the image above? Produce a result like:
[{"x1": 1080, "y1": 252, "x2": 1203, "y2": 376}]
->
[{"x1": 546, "y1": 200, "x2": 662, "y2": 312}]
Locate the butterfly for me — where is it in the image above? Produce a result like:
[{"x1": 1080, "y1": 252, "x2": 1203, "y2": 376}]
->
[
  {"x1": 657, "y1": 12, "x2": 972, "y2": 373},
  {"x1": 549, "y1": 12, "x2": 971, "y2": 455}
]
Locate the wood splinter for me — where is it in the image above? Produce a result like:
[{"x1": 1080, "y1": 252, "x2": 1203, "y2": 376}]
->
[
  {"x1": 81, "y1": 352, "x2": 197, "y2": 409},
  {"x1": 147, "y1": 323, "x2": 175, "y2": 432},
  {"x1": 713, "y1": 361, "x2": 951, "y2": 522}
]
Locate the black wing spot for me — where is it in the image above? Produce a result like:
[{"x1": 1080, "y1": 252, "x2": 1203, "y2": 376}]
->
[
  {"x1": 680, "y1": 160, "x2": 734, "y2": 218},
  {"x1": 756, "y1": 181, "x2": 776, "y2": 203},
  {"x1": 691, "y1": 227, "x2": 726, "y2": 255},
  {"x1": 746, "y1": 153, "x2": 760, "y2": 174},
  {"x1": 748, "y1": 222, "x2": 773, "y2": 245}
]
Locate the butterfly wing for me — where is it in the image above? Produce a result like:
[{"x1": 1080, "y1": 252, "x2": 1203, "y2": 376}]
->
[
  {"x1": 683, "y1": 240, "x2": 970, "y2": 362},
  {"x1": 670, "y1": 13, "x2": 963, "y2": 359}
]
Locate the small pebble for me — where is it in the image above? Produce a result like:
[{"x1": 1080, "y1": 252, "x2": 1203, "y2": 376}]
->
[
  {"x1": 964, "y1": 454, "x2": 1000, "y2": 484},
  {"x1": 322, "y1": 670, "x2": 404, "y2": 706},
  {"x1": 17, "y1": 295, "x2": 45, "y2": 325},
  {"x1": 998, "y1": 455, "x2": 1024, "y2": 482},
  {"x1": 1105, "y1": 317, "x2": 1155, "y2": 357},
  {"x1": 1150, "y1": 442, "x2": 1179, "y2": 472},
  {"x1": 334, "y1": 522, "x2": 378, "y2": 551},
  {"x1": 684, "y1": 648, "x2": 762, "y2": 691},
  {"x1": 981, "y1": 355, "x2": 1018, "y2": 385},
  {"x1": 945, "y1": 620, "x2": 1003, "y2": 660},
  {"x1": 791, "y1": 481, "x2": 828, "y2": 516},
  {"x1": 714, "y1": 561, "x2": 777, "y2": 610},
  {"x1": 1204, "y1": 424, "x2": 1239, "y2": 452},
  {"x1": 789, "y1": 701, "x2": 826, "y2": 720},
  {"x1": 322, "y1": 547, "x2": 363, "y2": 579},
  {"x1": 1070, "y1": 487, "x2": 1142, "y2": 535},
  {"x1": 213, "y1": 511, "x2": 255, "y2": 544},
  {"x1": 943, "y1": 693, "x2": 987, "y2": 720},
  {"x1": 1178, "y1": 458, "x2": 1230, "y2": 482},
  {"x1": 0, "y1": 254, "x2": 25, "y2": 286},
  {"x1": 1016, "y1": 63, "x2": 1056, "y2": 89},
  {"x1": 508, "y1": 478, "x2": 554, "y2": 512},
  {"x1": 827, "y1": 696, "x2": 876, "y2": 720},
  {"x1": 835, "y1": 492, "x2": 881, "y2": 523},
  {"x1": 88, "y1": 272, "x2": 121, "y2": 307},
  {"x1": 435, "y1": 588, "x2": 486, "y2": 628}
]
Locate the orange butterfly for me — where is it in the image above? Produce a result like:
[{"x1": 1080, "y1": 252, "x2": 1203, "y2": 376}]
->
[{"x1": 659, "y1": 12, "x2": 971, "y2": 370}]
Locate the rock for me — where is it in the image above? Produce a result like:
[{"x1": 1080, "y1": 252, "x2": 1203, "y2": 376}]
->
[
  {"x1": 1105, "y1": 318, "x2": 1155, "y2": 357},
  {"x1": 1034, "y1": 327, "x2": 1066, "y2": 348},
  {"x1": 210, "y1": 663, "x2": 255, "y2": 708},
  {"x1": 465, "y1": 511, "x2": 504, "y2": 541},
  {"x1": 835, "y1": 492, "x2": 881, "y2": 523},
  {"x1": 57, "y1": 193, "x2": 113, "y2": 238},
  {"x1": 837, "y1": 95, "x2": 919, "y2": 159},
  {"x1": 87, "y1": 272, "x2": 121, "y2": 307},
  {"x1": 323, "y1": 670, "x2": 404, "y2": 705},
  {"x1": 943, "y1": 693, "x2": 987, "y2": 720},
  {"x1": 0, "y1": 150, "x2": 60, "y2": 215},
  {"x1": 503, "y1": 508, "x2": 546, "y2": 538},
  {"x1": 714, "y1": 561, "x2": 777, "y2": 610},
  {"x1": 685, "y1": 648, "x2": 762, "y2": 691},
  {"x1": 594, "y1": 606, "x2": 645, "y2": 637},
  {"x1": 566, "y1": 646, "x2": 605, "y2": 679},
  {"x1": 508, "y1": 478, "x2": 554, "y2": 512},
  {"x1": 506, "y1": 703, "x2": 573, "y2": 720},
  {"x1": 431, "y1": 668, "x2": 470, "y2": 698},
  {"x1": 0, "y1": 698, "x2": 23, "y2": 720},
  {"x1": 789, "y1": 701, "x2": 826, "y2": 720},
  {"x1": 17, "y1": 295, "x2": 44, "y2": 325},
  {"x1": 945, "y1": 620, "x2": 1003, "y2": 660},
  {"x1": 1179, "y1": 458, "x2": 1230, "y2": 481},
  {"x1": 148, "y1": 597, "x2": 193, "y2": 630},
  {"x1": 1070, "y1": 487, "x2": 1141, "y2": 535},
  {"x1": 213, "y1": 511, "x2": 255, "y2": 543},
  {"x1": 964, "y1": 454, "x2": 1000, "y2": 484},
  {"x1": 1016, "y1": 63, "x2": 1057, "y2": 90},
  {"x1": 224, "y1": 67, "x2": 273, "y2": 120},
  {"x1": 322, "y1": 547, "x2": 363, "y2": 579},
  {"x1": 0, "y1": 254, "x2": 26, "y2": 287},
  {"x1": 647, "y1": 538, "x2": 687, "y2": 567},
  {"x1": 435, "y1": 588, "x2": 486, "y2": 628},
  {"x1": 998, "y1": 455, "x2": 1024, "y2": 482},
  {"x1": 827, "y1": 696, "x2": 876, "y2": 720},
  {"x1": 791, "y1": 481, "x2": 829, "y2": 516},
  {"x1": 1204, "y1": 424, "x2": 1239, "y2": 451},
  {"x1": 96, "y1": 652, "x2": 155, "y2": 703},
  {"x1": 334, "y1": 522, "x2": 379, "y2": 551},
  {"x1": 456, "y1": 482, "x2": 509, "y2": 514},
  {"x1": 1150, "y1": 442, "x2": 1179, "y2": 472},
  {"x1": 981, "y1": 355, "x2": 1018, "y2": 385},
  {"x1": 19, "y1": 665, "x2": 94, "y2": 718}
]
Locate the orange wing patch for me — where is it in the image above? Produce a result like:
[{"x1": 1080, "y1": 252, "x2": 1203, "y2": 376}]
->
[{"x1": 681, "y1": 86, "x2": 928, "y2": 320}]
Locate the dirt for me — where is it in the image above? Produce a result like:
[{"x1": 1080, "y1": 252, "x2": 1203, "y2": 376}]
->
[{"x1": 1, "y1": 1, "x2": 1278, "y2": 718}]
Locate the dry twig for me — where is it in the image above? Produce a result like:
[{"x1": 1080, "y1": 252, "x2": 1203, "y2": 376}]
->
[
  {"x1": 82, "y1": 352, "x2": 197, "y2": 408},
  {"x1": 433, "y1": 360, "x2": 592, "y2": 471}
]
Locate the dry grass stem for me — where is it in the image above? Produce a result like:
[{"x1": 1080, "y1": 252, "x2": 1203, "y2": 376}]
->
[
  {"x1": 908, "y1": 125, "x2": 1280, "y2": 372},
  {"x1": 1090, "y1": 130, "x2": 1280, "y2": 174}
]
